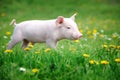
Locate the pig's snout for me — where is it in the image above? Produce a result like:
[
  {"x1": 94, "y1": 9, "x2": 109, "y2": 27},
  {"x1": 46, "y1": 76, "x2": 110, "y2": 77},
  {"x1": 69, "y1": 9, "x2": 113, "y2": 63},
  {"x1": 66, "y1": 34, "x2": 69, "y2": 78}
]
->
[
  {"x1": 72, "y1": 32, "x2": 82, "y2": 40},
  {"x1": 78, "y1": 34, "x2": 83, "y2": 38},
  {"x1": 76, "y1": 34, "x2": 82, "y2": 39}
]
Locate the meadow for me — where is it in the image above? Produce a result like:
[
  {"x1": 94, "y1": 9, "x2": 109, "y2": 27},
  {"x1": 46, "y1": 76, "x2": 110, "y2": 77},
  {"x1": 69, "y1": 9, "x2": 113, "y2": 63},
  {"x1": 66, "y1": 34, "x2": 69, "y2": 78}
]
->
[{"x1": 0, "y1": 0, "x2": 120, "y2": 80}]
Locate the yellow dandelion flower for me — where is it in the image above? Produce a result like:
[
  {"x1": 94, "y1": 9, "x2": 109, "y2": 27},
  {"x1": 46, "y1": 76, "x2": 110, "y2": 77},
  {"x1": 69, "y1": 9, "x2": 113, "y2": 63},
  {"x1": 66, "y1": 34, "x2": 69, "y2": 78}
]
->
[
  {"x1": 32, "y1": 68, "x2": 39, "y2": 73},
  {"x1": 83, "y1": 54, "x2": 90, "y2": 58},
  {"x1": 109, "y1": 45, "x2": 116, "y2": 48},
  {"x1": 44, "y1": 48, "x2": 51, "y2": 52},
  {"x1": 89, "y1": 60, "x2": 99, "y2": 65},
  {"x1": 115, "y1": 58, "x2": 120, "y2": 63},
  {"x1": 6, "y1": 32, "x2": 11, "y2": 36},
  {"x1": 101, "y1": 60, "x2": 109, "y2": 65},
  {"x1": 112, "y1": 35, "x2": 118, "y2": 39},
  {"x1": 87, "y1": 31, "x2": 91, "y2": 35},
  {"x1": 29, "y1": 42, "x2": 33, "y2": 45},
  {"x1": 4, "y1": 49, "x2": 13, "y2": 53},
  {"x1": 28, "y1": 42, "x2": 34, "y2": 48},
  {"x1": 117, "y1": 46, "x2": 120, "y2": 49},
  {"x1": 24, "y1": 47, "x2": 30, "y2": 51},
  {"x1": 74, "y1": 40, "x2": 79, "y2": 43},
  {"x1": 89, "y1": 60, "x2": 95, "y2": 64},
  {"x1": 112, "y1": 33, "x2": 119, "y2": 39},
  {"x1": 102, "y1": 45, "x2": 108, "y2": 48},
  {"x1": 93, "y1": 29, "x2": 97, "y2": 34},
  {"x1": 80, "y1": 30, "x2": 83, "y2": 33},
  {"x1": 28, "y1": 44, "x2": 34, "y2": 48}
]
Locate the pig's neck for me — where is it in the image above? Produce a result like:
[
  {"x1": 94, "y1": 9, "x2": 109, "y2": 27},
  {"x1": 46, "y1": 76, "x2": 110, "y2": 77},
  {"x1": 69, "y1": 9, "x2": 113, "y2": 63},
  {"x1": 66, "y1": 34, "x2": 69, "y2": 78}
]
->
[
  {"x1": 48, "y1": 20, "x2": 66, "y2": 41},
  {"x1": 54, "y1": 29, "x2": 66, "y2": 41}
]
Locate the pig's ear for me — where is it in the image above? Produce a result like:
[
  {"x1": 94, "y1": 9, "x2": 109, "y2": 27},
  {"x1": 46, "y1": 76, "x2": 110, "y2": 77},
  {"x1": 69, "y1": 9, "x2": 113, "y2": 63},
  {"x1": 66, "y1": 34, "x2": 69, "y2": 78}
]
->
[
  {"x1": 70, "y1": 13, "x2": 77, "y2": 21},
  {"x1": 56, "y1": 16, "x2": 64, "y2": 25}
]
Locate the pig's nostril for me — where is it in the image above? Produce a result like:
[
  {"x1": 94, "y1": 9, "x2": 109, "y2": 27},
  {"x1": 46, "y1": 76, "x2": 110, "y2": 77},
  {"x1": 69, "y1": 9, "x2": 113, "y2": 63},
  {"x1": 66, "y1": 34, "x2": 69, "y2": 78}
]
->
[{"x1": 79, "y1": 35, "x2": 83, "y2": 38}]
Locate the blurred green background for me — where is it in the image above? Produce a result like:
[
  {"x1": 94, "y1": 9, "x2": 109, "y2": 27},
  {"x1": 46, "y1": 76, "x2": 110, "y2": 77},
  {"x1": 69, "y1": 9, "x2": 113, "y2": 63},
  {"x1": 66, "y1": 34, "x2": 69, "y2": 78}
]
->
[
  {"x1": 0, "y1": 0, "x2": 120, "y2": 80},
  {"x1": 0, "y1": 0, "x2": 120, "y2": 34}
]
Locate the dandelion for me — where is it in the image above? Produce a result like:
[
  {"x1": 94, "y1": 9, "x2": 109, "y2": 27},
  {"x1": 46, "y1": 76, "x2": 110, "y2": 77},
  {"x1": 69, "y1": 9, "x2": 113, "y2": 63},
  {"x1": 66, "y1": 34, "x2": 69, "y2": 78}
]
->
[
  {"x1": 6, "y1": 32, "x2": 11, "y2": 36},
  {"x1": 83, "y1": 54, "x2": 90, "y2": 58},
  {"x1": 112, "y1": 35, "x2": 118, "y2": 38},
  {"x1": 87, "y1": 31, "x2": 91, "y2": 35},
  {"x1": 24, "y1": 47, "x2": 30, "y2": 51},
  {"x1": 117, "y1": 46, "x2": 120, "y2": 49},
  {"x1": 101, "y1": 60, "x2": 109, "y2": 65},
  {"x1": 102, "y1": 45, "x2": 108, "y2": 48},
  {"x1": 74, "y1": 39, "x2": 79, "y2": 43},
  {"x1": 109, "y1": 45, "x2": 116, "y2": 48},
  {"x1": 115, "y1": 58, "x2": 120, "y2": 63},
  {"x1": 80, "y1": 30, "x2": 83, "y2": 33},
  {"x1": 89, "y1": 60, "x2": 95, "y2": 64},
  {"x1": 19, "y1": 67, "x2": 26, "y2": 72},
  {"x1": 4, "y1": 49, "x2": 13, "y2": 53},
  {"x1": 89, "y1": 60, "x2": 99, "y2": 65},
  {"x1": 32, "y1": 68, "x2": 39, "y2": 73},
  {"x1": 44, "y1": 48, "x2": 51, "y2": 52},
  {"x1": 28, "y1": 44, "x2": 34, "y2": 48},
  {"x1": 112, "y1": 33, "x2": 119, "y2": 39},
  {"x1": 93, "y1": 29, "x2": 97, "y2": 34}
]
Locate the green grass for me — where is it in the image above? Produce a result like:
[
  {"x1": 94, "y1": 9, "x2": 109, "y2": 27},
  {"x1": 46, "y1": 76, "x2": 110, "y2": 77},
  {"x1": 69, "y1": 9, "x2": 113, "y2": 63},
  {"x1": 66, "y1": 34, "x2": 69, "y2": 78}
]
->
[{"x1": 0, "y1": 0, "x2": 120, "y2": 80}]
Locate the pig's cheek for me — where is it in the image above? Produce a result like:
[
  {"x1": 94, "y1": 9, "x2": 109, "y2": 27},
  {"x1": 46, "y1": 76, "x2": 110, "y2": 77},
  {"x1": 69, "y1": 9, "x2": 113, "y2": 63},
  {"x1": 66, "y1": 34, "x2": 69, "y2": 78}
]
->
[
  {"x1": 66, "y1": 31, "x2": 73, "y2": 39},
  {"x1": 72, "y1": 32, "x2": 78, "y2": 39},
  {"x1": 63, "y1": 31, "x2": 69, "y2": 38}
]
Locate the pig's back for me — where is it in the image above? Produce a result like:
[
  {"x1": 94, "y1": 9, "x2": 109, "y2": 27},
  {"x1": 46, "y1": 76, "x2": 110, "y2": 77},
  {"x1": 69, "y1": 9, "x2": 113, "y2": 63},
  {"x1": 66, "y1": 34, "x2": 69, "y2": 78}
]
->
[
  {"x1": 18, "y1": 20, "x2": 55, "y2": 27},
  {"x1": 16, "y1": 20, "x2": 56, "y2": 32},
  {"x1": 15, "y1": 20, "x2": 56, "y2": 42}
]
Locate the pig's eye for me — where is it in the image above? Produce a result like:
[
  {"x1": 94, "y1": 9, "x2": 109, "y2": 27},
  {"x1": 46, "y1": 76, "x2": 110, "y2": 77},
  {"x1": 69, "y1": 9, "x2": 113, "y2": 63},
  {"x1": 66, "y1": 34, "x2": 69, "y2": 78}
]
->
[{"x1": 67, "y1": 26, "x2": 71, "y2": 29}]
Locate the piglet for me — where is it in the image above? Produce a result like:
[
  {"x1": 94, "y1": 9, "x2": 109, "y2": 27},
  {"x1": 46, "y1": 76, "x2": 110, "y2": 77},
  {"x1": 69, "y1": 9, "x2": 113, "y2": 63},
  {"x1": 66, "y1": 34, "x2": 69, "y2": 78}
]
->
[{"x1": 7, "y1": 13, "x2": 82, "y2": 49}]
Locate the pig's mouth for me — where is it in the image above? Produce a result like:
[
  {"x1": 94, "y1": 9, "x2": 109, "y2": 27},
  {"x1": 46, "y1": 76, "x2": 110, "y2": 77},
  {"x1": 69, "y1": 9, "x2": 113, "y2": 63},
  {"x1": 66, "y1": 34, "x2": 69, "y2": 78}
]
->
[
  {"x1": 73, "y1": 38, "x2": 80, "y2": 40},
  {"x1": 71, "y1": 36, "x2": 82, "y2": 40},
  {"x1": 71, "y1": 37, "x2": 79, "y2": 40},
  {"x1": 71, "y1": 34, "x2": 83, "y2": 40}
]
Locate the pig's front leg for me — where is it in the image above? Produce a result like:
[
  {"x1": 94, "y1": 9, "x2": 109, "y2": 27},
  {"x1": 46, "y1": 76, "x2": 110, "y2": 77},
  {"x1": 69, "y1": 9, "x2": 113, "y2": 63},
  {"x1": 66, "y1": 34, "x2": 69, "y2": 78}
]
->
[{"x1": 46, "y1": 39, "x2": 57, "y2": 49}]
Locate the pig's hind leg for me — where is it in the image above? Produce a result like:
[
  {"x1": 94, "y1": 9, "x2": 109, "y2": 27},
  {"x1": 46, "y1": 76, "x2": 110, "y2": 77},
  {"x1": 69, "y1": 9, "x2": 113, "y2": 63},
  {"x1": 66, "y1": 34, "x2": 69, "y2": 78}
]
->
[
  {"x1": 21, "y1": 39, "x2": 29, "y2": 49},
  {"x1": 7, "y1": 37, "x2": 23, "y2": 49},
  {"x1": 7, "y1": 31, "x2": 23, "y2": 49}
]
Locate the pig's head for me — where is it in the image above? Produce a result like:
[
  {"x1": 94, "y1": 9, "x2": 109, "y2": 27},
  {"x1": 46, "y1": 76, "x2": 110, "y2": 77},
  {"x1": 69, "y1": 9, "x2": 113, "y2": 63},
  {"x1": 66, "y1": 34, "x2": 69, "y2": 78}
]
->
[{"x1": 56, "y1": 13, "x2": 82, "y2": 40}]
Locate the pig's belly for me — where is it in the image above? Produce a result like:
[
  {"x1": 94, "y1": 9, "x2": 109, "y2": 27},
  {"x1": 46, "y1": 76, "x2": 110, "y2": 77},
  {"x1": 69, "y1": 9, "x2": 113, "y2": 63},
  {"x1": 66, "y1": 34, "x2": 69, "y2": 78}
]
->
[{"x1": 23, "y1": 34, "x2": 47, "y2": 43}]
